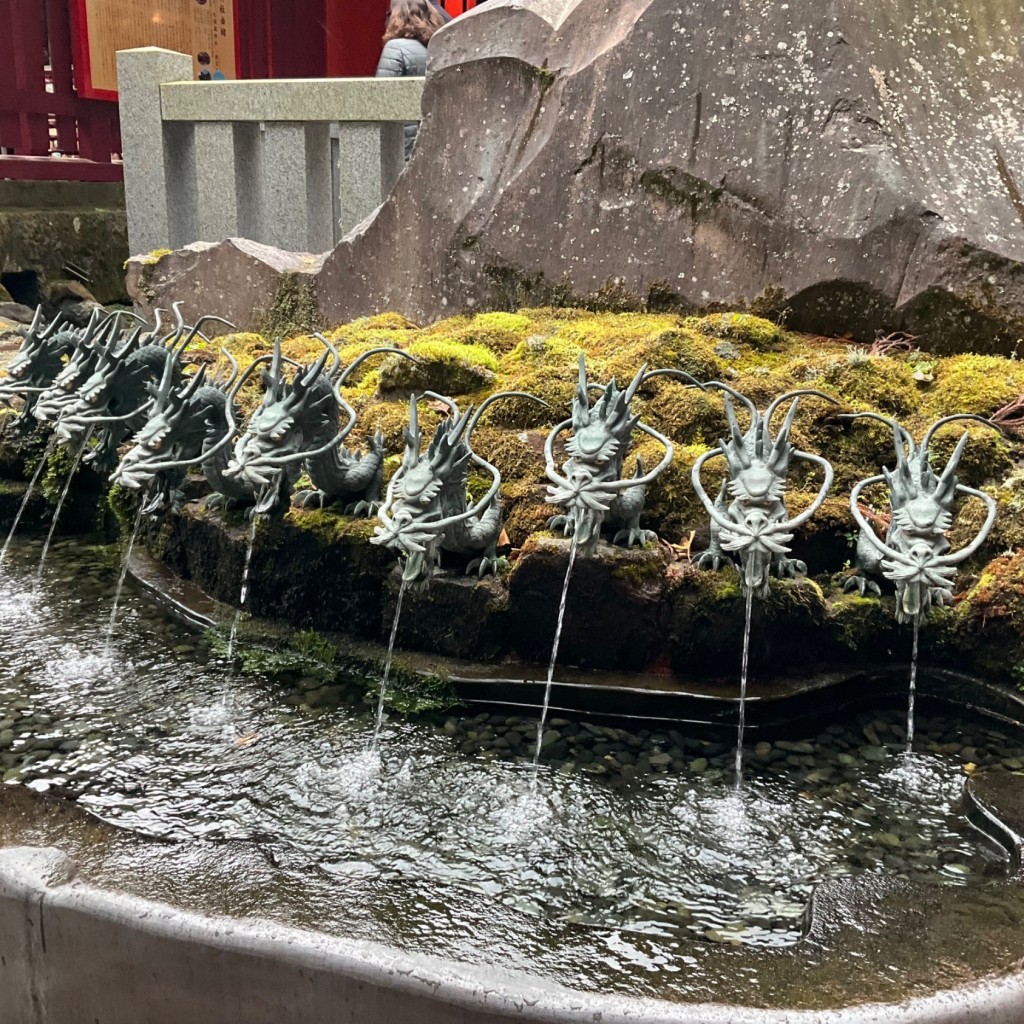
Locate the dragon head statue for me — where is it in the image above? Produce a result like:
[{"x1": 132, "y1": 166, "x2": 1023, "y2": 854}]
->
[
  {"x1": 692, "y1": 386, "x2": 836, "y2": 597},
  {"x1": 373, "y1": 389, "x2": 543, "y2": 584},
  {"x1": 846, "y1": 412, "x2": 999, "y2": 624},
  {"x1": 544, "y1": 354, "x2": 699, "y2": 555}
]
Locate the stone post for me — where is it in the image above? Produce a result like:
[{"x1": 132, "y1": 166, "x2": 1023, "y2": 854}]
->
[
  {"x1": 116, "y1": 47, "x2": 193, "y2": 257},
  {"x1": 336, "y1": 122, "x2": 406, "y2": 237},
  {"x1": 194, "y1": 122, "x2": 240, "y2": 243}
]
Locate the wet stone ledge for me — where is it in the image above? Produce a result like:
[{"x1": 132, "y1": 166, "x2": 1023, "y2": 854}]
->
[{"x1": 142, "y1": 499, "x2": 994, "y2": 687}]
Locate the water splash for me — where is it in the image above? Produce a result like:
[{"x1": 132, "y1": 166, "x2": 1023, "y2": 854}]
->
[
  {"x1": 906, "y1": 616, "x2": 920, "y2": 752},
  {"x1": 226, "y1": 515, "x2": 259, "y2": 662},
  {"x1": 37, "y1": 435, "x2": 90, "y2": 576},
  {"x1": 370, "y1": 575, "x2": 409, "y2": 752},
  {"x1": 0, "y1": 434, "x2": 56, "y2": 567},
  {"x1": 530, "y1": 533, "x2": 579, "y2": 788},
  {"x1": 104, "y1": 492, "x2": 148, "y2": 651},
  {"x1": 735, "y1": 586, "x2": 754, "y2": 787}
]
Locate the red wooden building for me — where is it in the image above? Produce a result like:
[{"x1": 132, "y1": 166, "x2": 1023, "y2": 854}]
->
[{"x1": 0, "y1": 0, "x2": 477, "y2": 183}]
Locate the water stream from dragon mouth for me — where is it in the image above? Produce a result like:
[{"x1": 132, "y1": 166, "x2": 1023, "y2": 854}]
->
[
  {"x1": 37, "y1": 432, "x2": 91, "y2": 576},
  {"x1": 0, "y1": 433, "x2": 55, "y2": 566},
  {"x1": 530, "y1": 532, "x2": 580, "y2": 791},
  {"x1": 226, "y1": 515, "x2": 259, "y2": 662},
  {"x1": 735, "y1": 586, "x2": 754, "y2": 788},
  {"x1": 907, "y1": 617, "x2": 920, "y2": 752},
  {"x1": 370, "y1": 574, "x2": 410, "y2": 753},
  {"x1": 104, "y1": 490, "x2": 149, "y2": 653}
]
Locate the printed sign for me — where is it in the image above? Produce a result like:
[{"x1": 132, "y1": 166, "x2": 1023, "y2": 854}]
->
[{"x1": 72, "y1": 0, "x2": 239, "y2": 100}]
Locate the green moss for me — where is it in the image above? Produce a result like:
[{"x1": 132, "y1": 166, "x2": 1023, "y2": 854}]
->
[
  {"x1": 253, "y1": 274, "x2": 324, "y2": 339},
  {"x1": 685, "y1": 312, "x2": 783, "y2": 350},
  {"x1": 105, "y1": 483, "x2": 139, "y2": 534},
  {"x1": 821, "y1": 356, "x2": 921, "y2": 416},
  {"x1": 285, "y1": 508, "x2": 378, "y2": 544},
  {"x1": 924, "y1": 354, "x2": 1024, "y2": 418},
  {"x1": 613, "y1": 558, "x2": 666, "y2": 585},
  {"x1": 378, "y1": 339, "x2": 498, "y2": 396},
  {"x1": 129, "y1": 247, "x2": 173, "y2": 271},
  {"x1": 40, "y1": 443, "x2": 75, "y2": 505},
  {"x1": 364, "y1": 667, "x2": 459, "y2": 716},
  {"x1": 633, "y1": 440, "x2": 710, "y2": 541}
]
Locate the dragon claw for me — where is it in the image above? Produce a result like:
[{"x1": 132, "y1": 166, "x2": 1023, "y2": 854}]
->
[
  {"x1": 612, "y1": 526, "x2": 657, "y2": 549},
  {"x1": 695, "y1": 550, "x2": 732, "y2": 571},
  {"x1": 466, "y1": 554, "x2": 506, "y2": 578},
  {"x1": 347, "y1": 500, "x2": 379, "y2": 517},
  {"x1": 776, "y1": 557, "x2": 806, "y2": 579},
  {"x1": 293, "y1": 489, "x2": 327, "y2": 510},
  {"x1": 843, "y1": 574, "x2": 882, "y2": 597}
]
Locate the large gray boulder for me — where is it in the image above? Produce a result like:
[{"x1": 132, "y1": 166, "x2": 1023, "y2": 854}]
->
[{"x1": 316, "y1": 0, "x2": 1024, "y2": 351}]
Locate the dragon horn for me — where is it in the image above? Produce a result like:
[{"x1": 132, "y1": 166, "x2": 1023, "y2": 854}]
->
[
  {"x1": 219, "y1": 349, "x2": 240, "y2": 391},
  {"x1": 40, "y1": 308, "x2": 70, "y2": 340},
  {"x1": 767, "y1": 397, "x2": 803, "y2": 470},
  {"x1": 404, "y1": 393, "x2": 421, "y2": 461},
  {"x1": 934, "y1": 431, "x2": 971, "y2": 499},
  {"x1": 225, "y1": 351, "x2": 301, "y2": 404},
  {"x1": 623, "y1": 363, "x2": 649, "y2": 406},
  {"x1": 704, "y1": 380, "x2": 757, "y2": 421},
  {"x1": 576, "y1": 353, "x2": 590, "y2": 410},
  {"x1": 118, "y1": 323, "x2": 146, "y2": 358},
  {"x1": 26, "y1": 305, "x2": 44, "y2": 337},
  {"x1": 299, "y1": 349, "x2": 330, "y2": 389},
  {"x1": 312, "y1": 332, "x2": 342, "y2": 378},
  {"x1": 159, "y1": 301, "x2": 185, "y2": 350},
  {"x1": 181, "y1": 365, "x2": 208, "y2": 401},
  {"x1": 270, "y1": 337, "x2": 283, "y2": 382},
  {"x1": 336, "y1": 346, "x2": 420, "y2": 387},
  {"x1": 152, "y1": 350, "x2": 177, "y2": 405},
  {"x1": 723, "y1": 395, "x2": 751, "y2": 468}
]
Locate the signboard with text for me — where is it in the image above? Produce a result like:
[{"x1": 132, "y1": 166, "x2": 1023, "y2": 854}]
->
[{"x1": 72, "y1": 0, "x2": 240, "y2": 101}]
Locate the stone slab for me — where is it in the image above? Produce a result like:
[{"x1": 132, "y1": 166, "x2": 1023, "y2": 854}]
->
[
  {"x1": 160, "y1": 78, "x2": 424, "y2": 123},
  {"x1": 311, "y1": 0, "x2": 1024, "y2": 353}
]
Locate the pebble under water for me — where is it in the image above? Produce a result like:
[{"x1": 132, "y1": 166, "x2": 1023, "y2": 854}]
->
[{"x1": 1, "y1": 536, "x2": 1022, "y2": 1006}]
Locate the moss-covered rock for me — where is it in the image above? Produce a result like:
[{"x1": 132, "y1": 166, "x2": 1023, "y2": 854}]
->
[
  {"x1": 924, "y1": 355, "x2": 1024, "y2": 418},
  {"x1": 685, "y1": 312, "x2": 783, "y2": 350},
  {"x1": 378, "y1": 338, "x2": 498, "y2": 396}
]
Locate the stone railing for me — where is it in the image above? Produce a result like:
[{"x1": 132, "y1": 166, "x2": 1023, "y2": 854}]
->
[{"x1": 116, "y1": 47, "x2": 424, "y2": 256}]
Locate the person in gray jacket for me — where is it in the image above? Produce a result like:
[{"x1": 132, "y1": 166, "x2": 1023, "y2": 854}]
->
[{"x1": 376, "y1": 0, "x2": 447, "y2": 157}]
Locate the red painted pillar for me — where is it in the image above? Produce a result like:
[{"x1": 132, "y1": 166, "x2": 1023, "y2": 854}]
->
[{"x1": 325, "y1": 0, "x2": 389, "y2": 77}]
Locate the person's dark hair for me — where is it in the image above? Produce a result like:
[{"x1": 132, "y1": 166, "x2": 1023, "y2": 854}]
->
[{"x1": 383, "y1": 0, "x2": 445, "y2": 46}]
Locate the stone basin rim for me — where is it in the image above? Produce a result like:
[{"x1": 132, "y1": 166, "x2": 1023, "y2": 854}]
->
[{"x1": 3, "y1": 843, "x2": 1024, "y2": 1024}]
